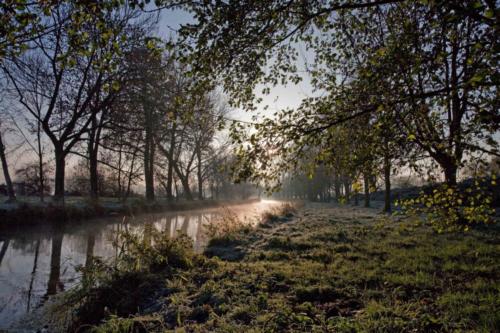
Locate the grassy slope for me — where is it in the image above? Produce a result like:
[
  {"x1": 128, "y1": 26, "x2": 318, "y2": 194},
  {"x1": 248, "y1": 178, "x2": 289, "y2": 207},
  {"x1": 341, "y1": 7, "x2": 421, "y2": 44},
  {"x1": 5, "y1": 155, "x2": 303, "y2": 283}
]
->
[{"x1": 85, "y1": 203, "x2": 499, "y2": 332}]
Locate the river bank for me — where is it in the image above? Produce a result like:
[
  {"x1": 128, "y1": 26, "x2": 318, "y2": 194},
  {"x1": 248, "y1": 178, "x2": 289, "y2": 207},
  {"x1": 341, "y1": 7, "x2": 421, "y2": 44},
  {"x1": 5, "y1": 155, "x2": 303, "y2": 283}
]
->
[
  {"x1": 17, "y1": 202, "x2": 500, "y2": 332},
  {"x1": 0, "y1": 197, "x2": 260, "y2": 228}
]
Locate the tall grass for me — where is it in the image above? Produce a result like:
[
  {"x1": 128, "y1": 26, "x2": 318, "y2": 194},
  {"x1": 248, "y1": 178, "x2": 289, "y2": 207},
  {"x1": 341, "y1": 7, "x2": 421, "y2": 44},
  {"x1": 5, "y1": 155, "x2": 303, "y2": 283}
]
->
[
  {"x1": 204, "y1": 202, "x2": 301, "y2": 248},
  {"x1": 260, "y1": 202, "x2": 300, "y2": 224}
]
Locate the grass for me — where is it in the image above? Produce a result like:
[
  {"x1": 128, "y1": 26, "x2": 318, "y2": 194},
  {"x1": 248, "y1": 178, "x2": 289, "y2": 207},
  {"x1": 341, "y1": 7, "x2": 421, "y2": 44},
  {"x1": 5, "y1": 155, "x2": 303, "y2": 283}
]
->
[{"x1": 51, "y1": 202, "x2": 499, "y2": 332}]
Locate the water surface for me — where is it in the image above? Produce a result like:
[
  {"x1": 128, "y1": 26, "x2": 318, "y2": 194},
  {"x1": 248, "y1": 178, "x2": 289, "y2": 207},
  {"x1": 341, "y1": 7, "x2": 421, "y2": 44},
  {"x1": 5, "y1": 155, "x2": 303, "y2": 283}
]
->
[{"x1": 0, "y1": 200, "x2": 278, "y2": 329}]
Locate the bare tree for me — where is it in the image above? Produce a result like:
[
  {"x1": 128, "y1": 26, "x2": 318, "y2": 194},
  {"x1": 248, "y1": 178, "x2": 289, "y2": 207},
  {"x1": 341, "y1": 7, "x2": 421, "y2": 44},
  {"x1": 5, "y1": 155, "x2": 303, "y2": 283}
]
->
[
  {"x1": 2, "y1": 4, "x2": 141, "y2": 203},
  {"x1": 0, "y1": 124, "x2": 16, "y2": 202}
]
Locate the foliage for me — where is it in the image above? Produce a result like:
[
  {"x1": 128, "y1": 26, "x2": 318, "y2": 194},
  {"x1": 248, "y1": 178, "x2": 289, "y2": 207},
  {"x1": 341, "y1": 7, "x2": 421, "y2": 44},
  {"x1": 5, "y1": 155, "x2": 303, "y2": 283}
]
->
[
  {"x1": 173, "y1": 0, "x2": 498, "y2": 229},
  {"x1": 1, "y1": 1, "x2": 124, "y2": 62},
  {"x1": 396, "y1": 176, "x2": 497, "y2": 232}
]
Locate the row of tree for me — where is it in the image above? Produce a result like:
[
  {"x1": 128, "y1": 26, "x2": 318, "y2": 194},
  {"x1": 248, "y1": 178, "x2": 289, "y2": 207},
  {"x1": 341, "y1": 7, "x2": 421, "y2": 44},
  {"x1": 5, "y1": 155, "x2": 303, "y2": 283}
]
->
[
  {"x1": 215, "y1": 1, "x2": 498, "y2": 214},
  {"x1": 1, "y1": 1, "x2": 497, "y2": 220},
  {"x1": 0, "y1": 3, "x2": 254, "y2": 204}
]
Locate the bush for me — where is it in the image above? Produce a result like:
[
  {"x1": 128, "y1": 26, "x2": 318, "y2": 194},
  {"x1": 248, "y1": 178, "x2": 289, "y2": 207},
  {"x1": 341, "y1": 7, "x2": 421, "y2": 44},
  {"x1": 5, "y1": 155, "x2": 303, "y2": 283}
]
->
[
  {"x1": 395, "y1": 176, "x2": 496, "y2": 232},
  {"x1": 68, "y1": 228, "x2": 197, "y2": 330}
]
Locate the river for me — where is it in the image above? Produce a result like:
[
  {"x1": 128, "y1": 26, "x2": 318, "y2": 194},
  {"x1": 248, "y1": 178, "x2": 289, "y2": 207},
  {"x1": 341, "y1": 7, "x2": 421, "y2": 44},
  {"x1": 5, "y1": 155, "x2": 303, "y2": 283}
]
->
[{"x1": 0, "y1": 199, "x2": 279, "y2": 330}]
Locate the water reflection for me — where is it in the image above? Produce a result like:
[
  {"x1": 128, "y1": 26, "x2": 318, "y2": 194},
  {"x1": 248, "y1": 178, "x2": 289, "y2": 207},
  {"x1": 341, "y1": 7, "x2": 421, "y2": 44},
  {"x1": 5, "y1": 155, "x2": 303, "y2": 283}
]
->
[
  {"x1": 0, "y1": 200, "x2": 278, "y2": 329},
  {"x1": 0, "y1": 240, "x2": 9, "y2": 266},
  {"x1": 26, "y1": 238, "x2": 40, "y2": 312},
  {"x1": 46, "y1": 230, "x2": 64, "y2": 297},
  {"x1": 86, "y1": 231, "x2": 96, "y2": 269}
]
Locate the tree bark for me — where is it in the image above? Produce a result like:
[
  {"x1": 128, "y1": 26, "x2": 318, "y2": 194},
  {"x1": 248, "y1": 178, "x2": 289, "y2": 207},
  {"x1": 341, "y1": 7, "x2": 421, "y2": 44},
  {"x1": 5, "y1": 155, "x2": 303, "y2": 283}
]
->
[
  {"x1": 117, "y1": 141, "x2": 123, "y2": 198},
  {"x1": 363, "y1": 172, "x2": 370, "y2": 208},
  {"x1": 344, "y1": 179, "x2": 351, "y2": 203},
  {"x1": 37, "y1": 120, "x2": 45, "y2": 203},
  {"x1": 0, "y1": 132, "x2": 16, "y2": 202},
  {"x1": 89, "y1": 145, "x2": 99, "y2": 200},
  {"x1": 443, "y1": 161, "x2": 458, "y2": 186},
  {"x1": 383, "y1": 150, "x2": 392, "y2": 213},
  {"x1": 166, "y1": 119, "x2": 177, "y2": 201},
  {"x1": 172, "y1": 160, "x2": 193, "y2": 200},
  {"x1": 88, "y1": 113, "x2": 102, "y2": 201},
  {"x1": 124, "y1": 148, "x2": 138, "y2": 202},
  {"x1": 144, "y1": 104, "x2": 155, "y2": 202},
  {"x1": 334, "y1": 170, "x2": 341, "y2": 202},
  {"x1": 179, "y1": 174, "x2": 193, "y2": 200},
  {"x1": 53, "y1": 146, "x2": 66, "y2": 203},
  {"x1": 196, "y1": 149, "x2": 203, "y2": 200}
]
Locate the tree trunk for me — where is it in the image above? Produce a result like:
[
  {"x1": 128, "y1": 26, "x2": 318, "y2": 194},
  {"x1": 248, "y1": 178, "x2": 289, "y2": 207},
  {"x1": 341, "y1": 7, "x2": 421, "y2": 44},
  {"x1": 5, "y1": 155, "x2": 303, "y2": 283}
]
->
[
  {"x1": 88, "y1": 115, "x2": 101, "y2": 201},
  {"x1": 180, "y1": 175, "x2": 193, "y2": 200},
  {"x1": 443, "y1": 161, "x2": 458, "y2": 186},
  {"x1": 144, "y1": 144, "x2": 154, "y2": 201},
  {"x1": 166, "y1": 158, "x2": 174, "y2": 201},
  {"x1": 144, "y1": 145, "x2": 155, "y2": 202},
  {"x1": 0, "y1": 132, "x2": 16, "y2": 202},
  {"x1": 344, "y1": 179, "x2": 351, "y2": 203},
  {"x1": 334, "y1": 171, "x2": 341, "y2": 202},
  {"x1": 196, "y1": 149, "x2": 203, "y2": 200},
  {"x1": 363, "y1": 172, "x2": 370, "y2": 208},
  {"x1": 383, "y1": 160, "x2": 391, "y2": 213},
  {"x1": 37, "y1": 120, "x2": 45, "y2": 203},
  {"x1": 172, "y1": 161, "x2": 193, "y2": 200},
  {"x1": 89, "y1": 146, "x2": 99, "y2": 200},
  {"x1": 383, "y1": 150, "x2": 391, "y2": 213},
  {"x1": 144, "y1": 100, "x2": 155, "y2": 202},
  {"x1": 174, "y1": 178, "x2": 179, "y2": 201},
  {"x1": 117, "y1": 141, "x2": 122, "y2": 198},
  {"x1": 124, "y1": 147, "x2": 138, "y2": 202},
  {"x1": 166, "y1": 120, "x2": 177, "y2": 202},
  {"x1": 53, "y1": 146, "x2": 66, "y2": 203}
]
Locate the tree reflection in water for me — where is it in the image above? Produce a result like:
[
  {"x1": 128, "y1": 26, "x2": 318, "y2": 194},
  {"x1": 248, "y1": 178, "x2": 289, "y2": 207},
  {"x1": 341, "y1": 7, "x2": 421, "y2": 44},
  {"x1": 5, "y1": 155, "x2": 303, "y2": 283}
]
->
[{"x1": 46, "y1": 230, "x2": 64, "y2": 297}]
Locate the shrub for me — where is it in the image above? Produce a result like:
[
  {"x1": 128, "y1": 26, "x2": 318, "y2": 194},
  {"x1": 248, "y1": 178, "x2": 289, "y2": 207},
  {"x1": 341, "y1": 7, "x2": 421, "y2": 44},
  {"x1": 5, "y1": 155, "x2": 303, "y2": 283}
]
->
[
  {"x1": 395, "y1": 176, "x2": 496, "y2": 232},
  {"x1": 68, "y1": 228, "x2": 197, "y2": 330}
]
